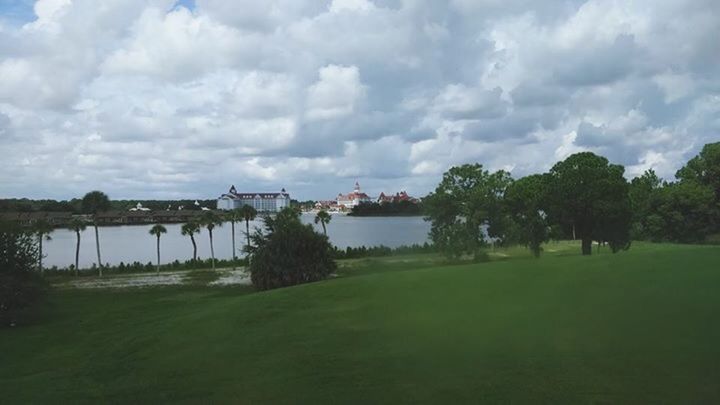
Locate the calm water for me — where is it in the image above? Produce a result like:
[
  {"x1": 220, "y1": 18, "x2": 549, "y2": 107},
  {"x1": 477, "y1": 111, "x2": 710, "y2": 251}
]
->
[{"x1": 43, "y1": 214, "x2": 430, "y2": 268}]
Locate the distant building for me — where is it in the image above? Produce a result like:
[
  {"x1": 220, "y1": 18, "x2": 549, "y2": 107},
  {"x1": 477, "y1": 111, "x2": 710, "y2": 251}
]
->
[
  {"x1": 129, "y1": 202, "x2": 151, "y2": 212},
  {"x1": 377, "y1": 191, "x2": 418, "y2": 204},
  {"x1": 337, "y1": 182, "x2": 371, "y2": 208},
  {"x1": 217, "y1": 185, "x2": 291, "y2": 212}
]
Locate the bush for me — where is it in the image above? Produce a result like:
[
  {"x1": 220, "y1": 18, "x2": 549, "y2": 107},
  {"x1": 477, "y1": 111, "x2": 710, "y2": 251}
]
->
[
  {"x1": 248, "y1": 208, "x2": 336, "y2": 291},
  {"x1": 0, "y1": 221, "x2": 46, "y2": 327}
]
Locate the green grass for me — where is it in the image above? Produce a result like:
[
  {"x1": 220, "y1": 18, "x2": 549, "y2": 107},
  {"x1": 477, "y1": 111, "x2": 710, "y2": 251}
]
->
[{"x1": 2, "y1": 243, "x2": 720, "y2": 403}]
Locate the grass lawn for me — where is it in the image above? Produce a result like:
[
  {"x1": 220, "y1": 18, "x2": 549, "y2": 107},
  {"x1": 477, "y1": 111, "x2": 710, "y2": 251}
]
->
[{"x1": 2, "y1": 242, "x2": 720, "y2": 403}]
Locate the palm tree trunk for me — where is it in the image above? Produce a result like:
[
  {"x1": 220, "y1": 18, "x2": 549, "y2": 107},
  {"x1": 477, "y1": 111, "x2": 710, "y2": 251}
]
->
[
  {"x1": 190, "y1": 235, "x2": 197, "y2": 261},
  {"x1": 322, "y1": 222, "x2": 327, "y2": 236},
  {"x1": 209, "y1": 230, "x2": 215, "y2": 270},
  {"x1": 231, "y1": 220, "x2": 236, "y2": 270},
  {"x1": 156, "y1": 235, "x2": 161, "y2": 274},
  {"x1": 245, "y1": 219, "x2": 250, "y2": 252},
  {"x1": 75, "y1": 231, "x2": 80, "y2": 276},
  {"x1": 94, "y1": 221, "x2": 102, "y2": 277}
]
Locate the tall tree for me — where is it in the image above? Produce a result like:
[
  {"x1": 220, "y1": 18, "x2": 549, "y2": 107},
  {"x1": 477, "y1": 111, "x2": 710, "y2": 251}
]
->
[
  {"x1": 32, "y1": 219, "x2": 54, "y2": 275},
  {"x1": 81, "y1": 191, "x2": 111, "y2": 276},
  {"x1": 200, "y1": 211, "x2": 223, "y2": 270},
  {"x1": 181, "y1": 220, "x2": 201, "y2": 261},
  {"x1": 225, "y1": 209, "x2": 243, "y2": 269},
  {"x1": 629, "y1": 169, "x2": 663, "y2": 239},
  {"x1": 645, "y1": 181, "x2": 716, "y2": 243},
  {"x1": 547, "y1": 152, "x2": 632, "y2": 255},
  {"x1": 504, "y1": 174, "x2": 549, "y2": 257},
  {"x1": 424, "y1": 164, "x2": 513, "y2": 259},
  {"x1": 0, "y1": 221, "x2": 43, "y2": 327},
  {"x1": 67, "y1": 217, "x2": 87, "y2": 276},
  {"x1": 148, "y1": 224, "x2": 167, "y2": 274},
  {"x1": 676, "y1": 141, "x2": 720, "y2": 199},
  {"x1": 676, "y1": 141, "x2": 720, "y2": 233},
  {"x1": 240, "y1": 205, "x2": 258, "y2": 254},
  {"x1": 314, "y1": 210, "x2": 332, "y2": 236}
]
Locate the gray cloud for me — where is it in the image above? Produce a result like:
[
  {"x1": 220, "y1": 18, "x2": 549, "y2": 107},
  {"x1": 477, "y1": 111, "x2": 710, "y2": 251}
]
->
[{"x1": 0, "y1": 0, "x2": 719, "y2": 200}]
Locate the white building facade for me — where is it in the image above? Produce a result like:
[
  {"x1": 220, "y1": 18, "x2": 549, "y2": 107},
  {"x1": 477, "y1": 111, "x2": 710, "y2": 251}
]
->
[
  {"x1": 217, "y1": 185, "x2": 291, "y2": 212},
  {"x1": 337, "y1": 182, "x2": 372, "y2": 208}
]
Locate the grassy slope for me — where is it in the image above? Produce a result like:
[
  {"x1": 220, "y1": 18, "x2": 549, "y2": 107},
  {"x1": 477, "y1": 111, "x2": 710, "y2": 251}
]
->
[{"x1": 2, "y1": 243, "x2": 720, "y2": 403}]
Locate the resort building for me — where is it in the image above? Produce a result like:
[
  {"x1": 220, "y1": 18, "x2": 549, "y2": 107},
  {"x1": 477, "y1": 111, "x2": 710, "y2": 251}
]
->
[
  {"x1": 217, "y1": 185, "x2": 291, "y2": 212},
  {"x1": 377, "y1": 191, "x2": 418, "y2": 204},
  {"x1": 337, "y1": 182, "x2": 372, "y2": 208}
]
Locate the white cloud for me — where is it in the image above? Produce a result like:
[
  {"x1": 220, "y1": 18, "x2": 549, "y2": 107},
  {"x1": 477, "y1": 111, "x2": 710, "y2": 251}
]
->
[
  {"x1": 0, "y1": 0, "x2": 718, "y2": 200},
  {"x1": 305, "y1": 64, "x2": 366, "y2": 121}
]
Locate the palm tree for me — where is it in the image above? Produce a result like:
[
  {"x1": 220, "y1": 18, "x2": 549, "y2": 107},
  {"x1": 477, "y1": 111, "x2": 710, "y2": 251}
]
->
[
  {"x1": 200, "y1": 211, "x2": 223, "y2": 270},
  {"x1": 68, "y1": 217, "x2": 87, "y2": 276},
  {"x1": 33, "y1": 219, "x2": 54, "y2": 275},
  {"x1": 181, "y1": 220, "x2": 201, "y2": 261},
  {"x1": 225, "y1": 209, "x2": 243, "y2": 269},
  {"x1": 314, "y1": 209, "x2": 332, "y2": 236},
  {"x1": 149, "y1": 224, "x2": 167, "y2": 274},
  {"x1": 239, "y1": 205, "x2": 258, "y2": 253},
  {"x1": 81, "y1": 190, "x2": 111, "y2": 276}
]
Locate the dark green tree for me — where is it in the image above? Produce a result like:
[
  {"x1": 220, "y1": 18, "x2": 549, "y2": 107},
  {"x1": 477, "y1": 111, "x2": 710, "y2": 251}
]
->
[
  {"x1": 81, "y1": 191, "x2": 111, "y2": 276},
  {"x1": 314, "y1": 209, "x2": 332, "y2": 236},
  {"x1": 629, "y1": 169, "x2": 663, "y2": 239},
  {"x1": 225, "y1": 209, "x2": 243, "y2": 269},
  {"x1": 239, "y1": 205, "x2": 258, "y2": 254},
  {"x1": 247, "y1": 207, "x2": 336, "y2": 291},
  {"x1": 67, "y1": 217, "x2": 87, "y2": 276},
  {"x1": 1, "y1": 221, "x2": 44, "y2": 327},
  {"x1": 424, "y1": 164, "x2": 513, "y2": 259},
  {"x1": 200, "y1": 211, "x2": 223, "y2": 270},
  {"x1": 181, "y1": 220, "x2": 201, "y2": 261},
  {"x1": 547, "y1": 152, "x2": 632, "y2": 255},
  {"x1": 148, "y1": 224, "x2": 167, "y2": 274},
  {"x1": 32, "y1": 219, "x2": 54, "y2": 275},
  {"x1": 645, "y1": 181, "x2": 716, "y2": 243},
  {"x1": 504, "y1": 174, "x2": 549, "y2": 257},
  {"x1": 676, "y1": 141, "x2": 720, "y2": 199}
]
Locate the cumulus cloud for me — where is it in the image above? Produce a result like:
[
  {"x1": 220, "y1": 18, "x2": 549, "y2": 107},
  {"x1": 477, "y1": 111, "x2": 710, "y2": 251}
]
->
[{"x1": 0, "y1": 0, "x2": 718, "y2": 200}]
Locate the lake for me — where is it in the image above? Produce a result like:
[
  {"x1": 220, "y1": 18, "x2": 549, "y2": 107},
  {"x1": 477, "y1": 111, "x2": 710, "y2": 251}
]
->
[{"x1": 43, "y1": 214, "x2": 431, "y2": 268}]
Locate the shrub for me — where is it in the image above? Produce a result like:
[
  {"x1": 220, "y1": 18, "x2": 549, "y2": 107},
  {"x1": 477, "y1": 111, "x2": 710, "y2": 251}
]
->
[
  {"x1": 248, "y1": 208, "x2": 336, "y2": 291},
  {"x1": 0, "y1": 221, "x2": 46, "y2": 327}
]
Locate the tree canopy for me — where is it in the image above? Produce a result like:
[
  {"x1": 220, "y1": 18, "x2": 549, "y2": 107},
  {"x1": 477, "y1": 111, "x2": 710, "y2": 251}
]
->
[
  {"x1": 248, "y1": 207, "x2": 336, "y2": 291},
  {"x1": 423, "y1": 164, "x2": 512, "y2": 259}
]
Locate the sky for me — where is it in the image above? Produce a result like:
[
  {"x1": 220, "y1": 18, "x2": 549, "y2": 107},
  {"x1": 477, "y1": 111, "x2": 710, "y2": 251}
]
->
[{"x1": 0, "y1": 0, "x2": 718, "y2": 201}]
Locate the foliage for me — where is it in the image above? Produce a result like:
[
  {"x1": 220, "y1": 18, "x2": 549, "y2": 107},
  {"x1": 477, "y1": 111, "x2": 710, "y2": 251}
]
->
[
  {"x1": 504, "y1": 174, "x2": 549, "y2": 257},
  {"x1": 200, "y1": 210, "x2": 224, "y2": 269},
  {"x1": 644, "y1": 181, "x2": 717, "y2": 243},
  {"x1": 424, "y1": 164, "x2": 512, "y2": 259},
  {"x1": 676, "y1": 141, "x2": 720, "y2": 199},
  {"x1": 81, "y1": 191, "x2": 111, "y2": 215},
  {"x1": 248, "y1": 207, "x2": 336, "y2": 290},
  {"x1": 32, "y1": 219, "x2": 53, "y2": 273},
  {"x1": 330, "y1": 243, "x2": 436, "y2": 260},
  {"x1": 180, "y1": 220, "x2": 201, "y2": 261},
  {"x1": 349, "y1": 200, "x2": 423, "y2": 216},
  {"x1": 239, "y1": 205, "x2": 258, "y2": 253},
  {"x1": 314, "y1": 209, "x2": 332, "y2": 235},
  {"x1": 629, "y1": 169, "x2": 663, "y2": 239},
  {"x1": 67, "y1": 217, "x2": 87, "y2": 275},
  {"x1": 547, "y1": 152, "x2": 632, "y2": 255},
  {"x1": 0, "y1": 221, "x2": 45, "y2": 327},
  {"x1": 149, "y1": 224, "x2": 168, "y2": 273}
]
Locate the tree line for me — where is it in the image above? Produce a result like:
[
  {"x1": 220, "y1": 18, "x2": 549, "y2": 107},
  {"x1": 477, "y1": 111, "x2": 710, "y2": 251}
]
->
[
  {"x1": 0, "y1": 198, "x2": 217, "y2": 213},
  {"x1": 424, "y1": 142, "x2": 720, "y2": 259}
]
